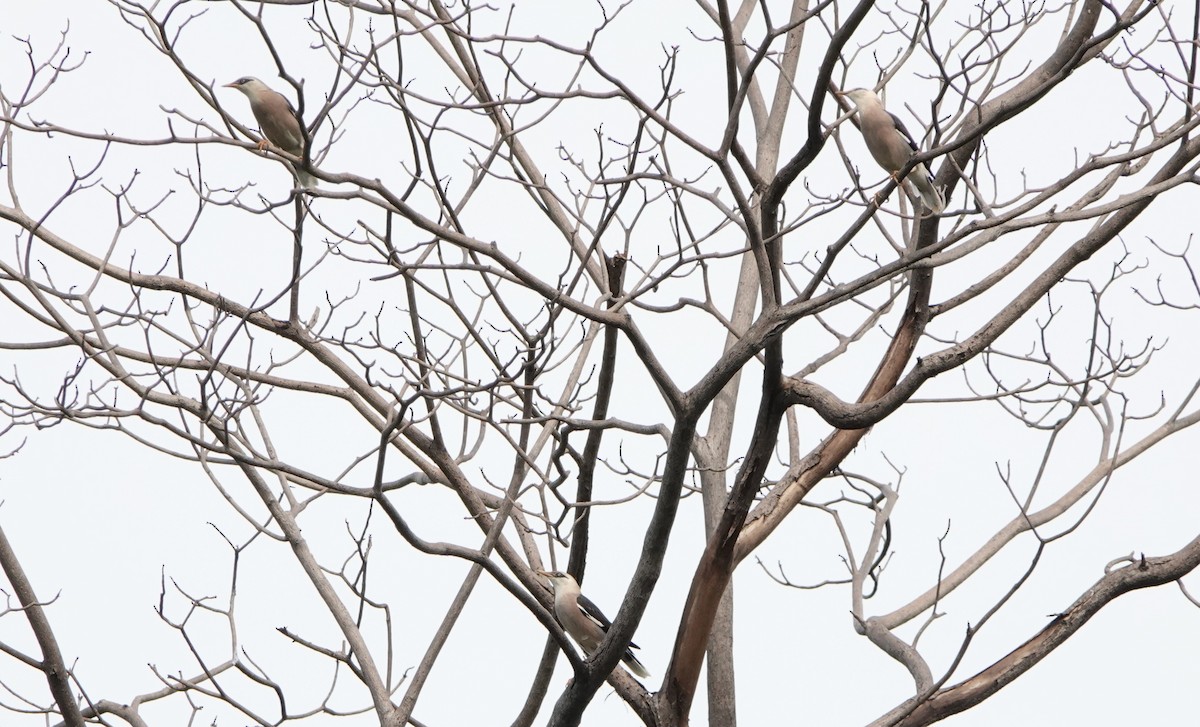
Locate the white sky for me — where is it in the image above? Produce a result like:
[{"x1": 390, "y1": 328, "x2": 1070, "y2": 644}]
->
[{"x1": 1, "y1": 2, "x2": 1197, "y2": 726}]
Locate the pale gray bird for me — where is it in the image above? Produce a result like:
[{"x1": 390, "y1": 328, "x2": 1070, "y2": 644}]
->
[
  {"x1": 840, "y1": 88, "x2": 944, "y2": 214},
  {"x1": 224, "y1": 77, "x2": 317, "y2": 188},
  {"x1": 538, "y1": 570, "x2": 650, "y2": 678}
]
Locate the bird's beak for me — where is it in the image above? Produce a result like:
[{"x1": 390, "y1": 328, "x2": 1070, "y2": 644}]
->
[
  {"x1": 536, "y1": 570, "x2": 551, "y2": 578},
  {"x1": 222, "y1": 82, "x2": 238, "y2": 88}
]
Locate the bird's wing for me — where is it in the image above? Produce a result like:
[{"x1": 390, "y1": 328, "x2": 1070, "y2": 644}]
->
[
  {"x1": 886, "y1": 111, "x2": 921, "y2": 155},
  {"x1": 254, "y1": 91, "x2": 305, "y2": 154},
  {"x1": 576, "y1": 592, "x2": 612, "y2": 630},
  {"x1": 576, "y1": 593, "x2": 641, "y2": 650}
]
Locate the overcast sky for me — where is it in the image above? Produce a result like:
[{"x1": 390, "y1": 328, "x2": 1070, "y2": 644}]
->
[{"x1": 1, "y1": 2, "x2": 1198, "y2": 726}]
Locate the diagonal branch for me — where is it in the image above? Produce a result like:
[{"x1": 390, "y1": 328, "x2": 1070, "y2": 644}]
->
[
  {"x1": 0, "y1": 523, "x2": 85, "y2": 727},
  {"x1": 886, "y1": 535, "x2": 1200, "y2": 726}
]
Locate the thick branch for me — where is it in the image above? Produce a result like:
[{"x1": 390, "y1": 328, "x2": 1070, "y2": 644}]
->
[
  {"x1": 0, "y1": 524, "x2": 85, "y2": 727},
  {"x1": 889, "y1": 537, "x2": 1200, "y2": 726}
]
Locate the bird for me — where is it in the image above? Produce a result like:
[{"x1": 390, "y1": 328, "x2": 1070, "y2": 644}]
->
[
  {"x1": 224, "y1": 77, "x2": 317, "y2": 188},
  {"x1": 839, "y1": 88, "x2": 944, "y2": 214},
  {"x1": 537, "y1": 570, "x2": 650, "y2": 678}
]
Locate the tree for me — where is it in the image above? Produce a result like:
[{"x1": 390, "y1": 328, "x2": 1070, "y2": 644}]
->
[{"x1": 1, "y1": 1, "x2": 1198, "y2": 725}]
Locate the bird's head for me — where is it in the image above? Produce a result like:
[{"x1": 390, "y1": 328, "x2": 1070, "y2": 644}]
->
[
  {"x1": 224, "y1": 77, "x2": 267, "y2": 97},
  {"x1": 537, "y1": 570, "x2": 577, "y2": 592},
  {"x1": 842, "y1": 88, "x2": 880, "y2": 109}
]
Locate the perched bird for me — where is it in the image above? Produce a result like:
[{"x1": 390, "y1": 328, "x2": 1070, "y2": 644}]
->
[
  {"x1": 839, "y1": 88, "x2": 944, "y2": 214},
  {"x1": 537, "y1": 570, "x2": 650, "y2": 678},
  {"x1": 224, "y1": 77, "x2": 317, "y2": 188}
]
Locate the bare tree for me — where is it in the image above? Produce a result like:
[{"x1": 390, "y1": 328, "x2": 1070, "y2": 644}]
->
[{"x1": 1, "y1": 1, "x2": 1198, "y2": 725}]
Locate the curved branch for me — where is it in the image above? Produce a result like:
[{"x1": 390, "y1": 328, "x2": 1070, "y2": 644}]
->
[
  {"x1": 0, "y1": 523, "x2": 85, "y2": 727},
  {"x1": 888, "y1": 535, "x2": 1200, "y2": 726}
]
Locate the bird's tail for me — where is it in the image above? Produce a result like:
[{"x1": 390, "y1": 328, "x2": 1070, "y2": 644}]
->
[
  {"x1": 906, "y1": 163, "x2": 944, "y2": 214},
  {"x1": 623, "y1": 649, "x2": 651, "y2": 679},
  {"x1": 294, "y1": 166, "x2": 318, "y2": 189}
]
